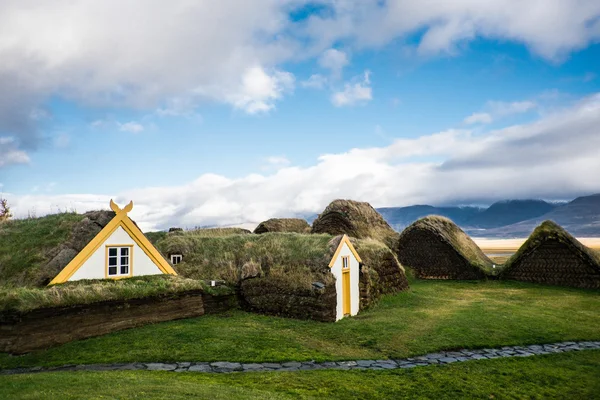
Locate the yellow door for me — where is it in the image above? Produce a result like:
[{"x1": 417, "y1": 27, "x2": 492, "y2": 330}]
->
[{"x1": 342, "y1": 269, "x2": 351, "y2": 315}]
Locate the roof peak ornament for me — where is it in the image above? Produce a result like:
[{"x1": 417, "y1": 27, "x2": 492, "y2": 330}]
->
[{"x1": 110, "y1": 199, "x2": 133, "y2": 214}]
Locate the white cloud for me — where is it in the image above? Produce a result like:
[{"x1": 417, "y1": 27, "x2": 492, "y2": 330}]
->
[
  {"x1": 1, "y1": 1, "x2": 599, "y2": 163},
  {"x1": 221, "y1": 67, "x2": 295, "y2": 114},
  {"x1": 464, "y1": 100, "x2": 537, "y2": 124},
  {"x1": 265, "y1": 156, "x2": 290, "y2": 166},
  {"x1": 302, "y1": 1, "x2": 600, "y2": 60},
  {"x1": 118, "y1": 121, "x2": 144, "y2": 133},
  {"x1": 318, "y1": 48, "x2": 349, "y2": 77},
  {"x1": 464, "y1": 112, "x2": 493, "y2": 125},
  {"x1": 9, "y1": 93, "x2": 600, "y2": 231},
  {"x1": 331, "y1": 71, "x2": 372, "y2": 107},
  {"x1": 262, "y1": 156, "x2": 291, "y2": 171},
  {"x1": 0, "y1": 137, "x2": 30, "y2": 167},
  {"x1": 301, "y1": 74, "x2": 328, "y2": 89}
]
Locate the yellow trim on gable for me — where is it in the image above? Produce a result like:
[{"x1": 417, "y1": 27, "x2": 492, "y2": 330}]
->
[
  {"x1": 119, "y1": 218, "x2": 176, "y2": 275},
  {"x1": 49, "y1": 200, "x2": 176, "y2": 285},
  {"x1": 328, "y1": 234, "x2": 362, "y2": 268}
]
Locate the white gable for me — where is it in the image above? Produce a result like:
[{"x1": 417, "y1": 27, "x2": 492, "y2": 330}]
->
[
  {"x1": 329, "y1": 241, "x2": 360, "y2": 321},
  {"x1": 69, "y1": 226, "x2": 163, "y2": 281}
]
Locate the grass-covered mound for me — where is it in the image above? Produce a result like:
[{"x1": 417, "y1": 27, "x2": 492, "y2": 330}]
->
[
  {"x1": 352, "y1": 238, "x2": 409, "y2": 302},
  {"x1": 501, "y1": 221, "x2": 600, "y2": 289},
  {"x1": 254, "y1": 218, "x2": 310, "y2": 234},
  {"x1": 0, "y1": 275, "x2": 216, "y2": 315},
  {"x1": 155, "y1": 232, "x2": 409, "y2": 321},
  {"x1": 312, "y1": 199, "x2": 400, "y2": 249},
  {"x1": 0, "y1": 211, "x2": 118, "y2": 287},
  {"x1": 156, "y1": 232, "x2": 338, "y2": 285},
  {"x1": 145, "y1": 230, "x2": 167, "y2": 244},
  {"x1": 156, "y1": 232, "x2": 342, "y2": 320},
  {"x1": 396, "y1": 216, "x2": 494, "y2": 280},
  {"x1": 178, "y1": 227, "x2": 252, "y2": 237}
]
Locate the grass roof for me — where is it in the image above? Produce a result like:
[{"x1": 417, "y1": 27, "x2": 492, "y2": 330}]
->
[
  {"x1": 0, "y1": 275, "x2": 219, "y2": 315},
  {"x1": 156, "y1": 232, "x2": 340, "y2": 285},
  {"x1": 504, "y1": 220, "x2": 600, "y2": 270},
  {"x1": 254, "y1": 218, "x2": 310, "y2": 234},
  {"x1": 0, "y1": 213, "x2": 85, "y2": 287},
  {"x1": 173, "y1": 227, "x2": 252, "y2": 238},
  {"x1": 399, "y1": 215, "x2": 494, "y2": 275},
  {"x1": 312, "y1": 199, "x2": 400, "y2": 249}
]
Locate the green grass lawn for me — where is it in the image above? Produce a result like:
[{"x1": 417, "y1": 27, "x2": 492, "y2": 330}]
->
[
  {"x1": 1, "y1": 351, "x2": 598, "y2": 399},
  {"x1": 2, "y1": 280, "x2": 599, "y2": 369}
]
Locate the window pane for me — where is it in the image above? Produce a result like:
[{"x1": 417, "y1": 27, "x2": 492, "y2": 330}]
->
[
  {"x1": 109, "y1": 248, "x2": 117, "y2": 257},
  {"x1": 121, "y1": 265, "x2": 129, "y2": 274},
  {"x1": 108, "y1": 257, "x2": 117, "y2": 266},
  {"x1": 121, "y1": 247, "x2": 129, "y2": 256},
  {"x1": 108, "y1": 266, "x2": 117, "y2": 275},
  {"x1": 121, "y1": 256, "x2": 129, "y2": 265}
]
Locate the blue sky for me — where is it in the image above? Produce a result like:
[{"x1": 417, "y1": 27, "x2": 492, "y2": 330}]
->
[{"x1": 1, "y1": 1, "x2": 600, "y2": 230}]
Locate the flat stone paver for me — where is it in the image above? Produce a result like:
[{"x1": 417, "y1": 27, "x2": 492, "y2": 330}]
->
[{"x1": 1, "y1": 340, "x2": 598, "y2": 375}]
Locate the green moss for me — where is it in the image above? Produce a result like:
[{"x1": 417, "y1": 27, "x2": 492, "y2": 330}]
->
[
  {"x1": 0, "y1": 275, "x2": 215, "y2": 314},
  {"x1": 0, "y1": 213, "x2": 83, "y2": 287},
  {"x1": 156, "y1": 232, "x2": 338, "y2": 285}
]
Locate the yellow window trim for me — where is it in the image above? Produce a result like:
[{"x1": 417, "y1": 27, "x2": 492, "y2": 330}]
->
[
  {"x1": 342, "y1": 255, "x2": 350, "y2": 269},
  {"x1": 328, "y1": 234, "x2": 362, "y2": 268},
  {"x1": 49, "y1": 200, "x2": 176, "y2": 285},
  {"x1": 105, "y1": 244, "x2": 134, "y2": 279}
]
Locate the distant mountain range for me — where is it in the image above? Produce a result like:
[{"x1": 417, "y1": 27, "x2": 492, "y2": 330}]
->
[{"x1": 374, "y1": 194, "x2": 600, "y2": 237}]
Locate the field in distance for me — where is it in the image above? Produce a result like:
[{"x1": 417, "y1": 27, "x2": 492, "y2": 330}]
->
[{"x1": 473, "y1": 237, "x2": 600, "y2": 264}]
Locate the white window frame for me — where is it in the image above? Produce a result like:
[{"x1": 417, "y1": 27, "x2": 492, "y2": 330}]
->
[
  {"x1": 171, "y1": 254, "x2": 183, "y2": 265},
  {"x1": 107, "y1": 246, "x2": 132, "y2": 277}
]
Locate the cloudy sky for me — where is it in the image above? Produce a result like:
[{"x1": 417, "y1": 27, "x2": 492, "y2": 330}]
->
[{"x1": 1, "y1": 0, "x2": 600, "y2": 230}]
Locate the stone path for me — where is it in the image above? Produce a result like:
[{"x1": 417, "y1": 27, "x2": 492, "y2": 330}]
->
[{"x1": 1, "y1": 341, "x2": 598, "y2": 375}]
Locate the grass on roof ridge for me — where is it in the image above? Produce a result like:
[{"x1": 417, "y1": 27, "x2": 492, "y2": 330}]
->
[
  {"x1": 254, "y1": 218, "x2": 310, "y2": 234},
  {"x1": 0, "y1": 275, "x2": 228, "y2": 315},
  {"x1": 504, "y1": 220, "x2": 600, "y2": 270},
  {"x1": 312, "y1": 199, "x2": 400, "y2": 248},
  {"x1": 156, "y1": 232, "x2": 341, "y2": 286},
  {"x1": 401, "y1": 215, "x2": 495, "y2": 275},
  {"x1": 0, "y1": 212, "x2": 84, "y2": 287}
]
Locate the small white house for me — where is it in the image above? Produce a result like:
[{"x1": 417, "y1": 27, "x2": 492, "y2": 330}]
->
[
  {"x1": 328, "y1": 235, "x2": 361, "y2": 321},
  {"x1": 49, "y1": 200, "x2": 177, "y2": 284}
]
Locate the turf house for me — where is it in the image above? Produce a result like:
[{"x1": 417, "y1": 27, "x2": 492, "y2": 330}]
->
[
  {"x1": 311, "y1": 199, "x2": 400, "y2": 249},
  {"x1": 50, "y1": 200, "x2": 177, "y2": 284},
  {"x1": 500, "y1": 220, "x2": 600, "y2": 289},
  {"x1": 253, "y1": 218, "x2": 311, "y2": 234},
  {"x1": 156, "y1": 230, "x2": 410, "y2": 321},
  {"x1": 396, "y1": 215, "x2": 494, "y2": 280}
]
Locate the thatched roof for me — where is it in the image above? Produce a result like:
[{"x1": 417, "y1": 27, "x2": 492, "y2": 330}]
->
[
  {"x1": 396, "y1": 215, "x2": 494, "y2": 279},
  {"x1": 501, "y1": 220, "x2": 600, "y2": 289},
  {"x1": 0, "y1": 211, "x2": 118, "y2": 287},
  {"x1": 254, "y1": 218, "x2": 310, "y2": 234},
  {"x1": 312, "y1": 199, "x2": 399, "y2": 248}
]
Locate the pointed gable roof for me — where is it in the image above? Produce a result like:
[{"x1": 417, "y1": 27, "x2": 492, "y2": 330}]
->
[
  {"x1": 49, "y1": 200, "x2": 176, "y2": 285},
  {"x1": 328, "y1": 234, "x2": 362, "y2": 267}
]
